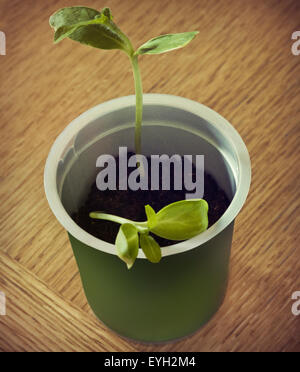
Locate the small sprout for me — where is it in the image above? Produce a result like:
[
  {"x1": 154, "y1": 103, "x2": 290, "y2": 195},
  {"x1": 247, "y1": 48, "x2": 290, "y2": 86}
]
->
[
  {"x1": 50, "y1": 7, "x2": 207, "y2": 269},
  {"x1": 49, "y1": 6, "x2": 198, "y2": 157},
  {"x1": 90, "y1": 199, "x2": 209, "y2": 269}
]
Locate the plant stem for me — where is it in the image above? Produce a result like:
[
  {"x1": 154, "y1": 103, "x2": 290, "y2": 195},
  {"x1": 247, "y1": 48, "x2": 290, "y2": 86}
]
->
[
  {"x1": 90, "y1": 212, "x2": 148, "y2": 233},
  {"x1": 130, "y1": 53, "x2": 143, "y2": 156}
]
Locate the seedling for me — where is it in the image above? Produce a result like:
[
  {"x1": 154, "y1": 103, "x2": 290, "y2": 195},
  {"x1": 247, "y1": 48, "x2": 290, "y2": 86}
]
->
[
  {"x1": 49, "y1": 6, "x2": 198, "y2": 156},
  {"x1": 90, "y1": 199, "x2": 209, "y2": 269},
  {"x1": 50, "y1": 6, "x2": 209, "y2": 268}
]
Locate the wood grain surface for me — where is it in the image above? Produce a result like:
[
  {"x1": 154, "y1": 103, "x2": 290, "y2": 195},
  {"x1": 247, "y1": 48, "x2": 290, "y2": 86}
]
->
[{"x1": 0, "y1": 0, "x2": 299, "y2": 352}]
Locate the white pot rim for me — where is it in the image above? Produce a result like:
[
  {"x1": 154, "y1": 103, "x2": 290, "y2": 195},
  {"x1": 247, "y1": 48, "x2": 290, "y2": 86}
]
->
[{"x1": 44, "y1": 94, "x2": 251, "y2": 258}]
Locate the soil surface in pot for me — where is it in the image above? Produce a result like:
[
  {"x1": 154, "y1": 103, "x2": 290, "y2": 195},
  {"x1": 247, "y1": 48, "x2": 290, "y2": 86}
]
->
[{"x1": 72, "y1": 153, "x2": 231, "y2": 247}]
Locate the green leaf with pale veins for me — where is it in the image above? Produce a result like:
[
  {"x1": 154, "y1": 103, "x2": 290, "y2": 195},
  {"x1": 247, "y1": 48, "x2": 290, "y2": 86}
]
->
[
  {"x1": 140, "y1": 234, "x2": 162, "y2": 263},
  {"x1": 49, "y1": 7, "x2": 133, "y2": 54},
  {"x1": 149, "y1": 199, "x2": 208, "y2": 241},
  {"x1": 136, "y1": 31, "x2": 199, "y2": 55},
  {"x1": 115, "y1": 224, "x2": 139, "y2": 269},
  {"x1": 49, "y1": 6, "x2": 101, "y2": 30}
]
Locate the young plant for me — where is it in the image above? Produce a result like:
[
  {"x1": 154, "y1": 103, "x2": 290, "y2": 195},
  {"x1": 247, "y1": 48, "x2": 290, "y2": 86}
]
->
[
  {"x1": 50, "y1": 6, "x2": 208, "y2": 268},
  {"x1": 90, "y1": 199, "x2": 209, "y2": 269},
  {"x1": 49, "y1": 6, "x2": 198, "y2": 157}
]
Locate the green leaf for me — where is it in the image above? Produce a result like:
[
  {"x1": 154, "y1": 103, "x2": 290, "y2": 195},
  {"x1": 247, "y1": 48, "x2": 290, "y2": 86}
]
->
[
  {"x1": 52, "y1": 12, "x2": 108, "y2": 44},
  {"x1": 49, "y1": 7, "x2": 133, "y2": 54},
  {"x1": 115, "y1": 224, "x2": 139, "y2": 269},
  {"x1": 49, "y1": 6, "x2": 101, "y2": 30},
  {"x1": 140, "y1": 234, "x2": 162, "y2": 263},
  {"x1": 145, "y1": 205, "x2": 157, "y2": 229},
  {"x1": 136, "y1": 31, "x2": 198, "y2": 55},
  {"x1": 149, "y1": 199, "x2": 208, "y2": 240}
]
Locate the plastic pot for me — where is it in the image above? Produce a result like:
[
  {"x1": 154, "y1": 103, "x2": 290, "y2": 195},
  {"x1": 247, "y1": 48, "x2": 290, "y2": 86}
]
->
[{"x1": 44, "y1": 94, "x2": 251, "y2": 343}]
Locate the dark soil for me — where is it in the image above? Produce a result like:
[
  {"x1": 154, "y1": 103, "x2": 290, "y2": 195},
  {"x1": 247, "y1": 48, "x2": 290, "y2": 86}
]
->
[{"x1": 72, "y1": 153, "x2": 231, "y2": 247}]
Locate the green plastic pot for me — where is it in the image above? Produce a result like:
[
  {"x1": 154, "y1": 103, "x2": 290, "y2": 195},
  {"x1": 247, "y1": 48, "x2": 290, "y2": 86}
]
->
[{"x1": 44, "y1": 94, "x2": 251, "y2": 343}]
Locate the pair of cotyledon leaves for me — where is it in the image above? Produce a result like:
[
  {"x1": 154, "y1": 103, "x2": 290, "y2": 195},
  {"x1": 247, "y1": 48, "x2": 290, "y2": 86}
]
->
[
  {"x1": 49, "y1": 6, "x2": 198, "y2": 56},
  {"x1": 92, "y1": 199, "x2": 209, "y2": 269}
]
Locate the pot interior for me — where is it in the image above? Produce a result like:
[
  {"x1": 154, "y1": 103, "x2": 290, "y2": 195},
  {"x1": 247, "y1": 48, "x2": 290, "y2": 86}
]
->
[{"x1": 58, "y1": 104, "x2": 237, "y2": 217}]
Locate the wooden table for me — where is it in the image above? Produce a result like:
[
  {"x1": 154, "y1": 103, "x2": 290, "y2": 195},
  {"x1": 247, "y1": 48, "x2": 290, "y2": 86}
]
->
[{"x1": 0, "y1": 0, "x2": 299, "y2": 352}]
